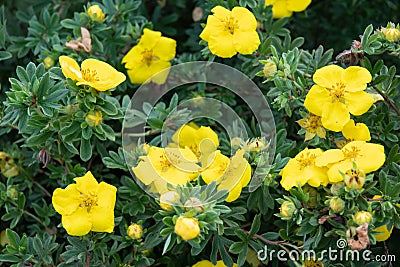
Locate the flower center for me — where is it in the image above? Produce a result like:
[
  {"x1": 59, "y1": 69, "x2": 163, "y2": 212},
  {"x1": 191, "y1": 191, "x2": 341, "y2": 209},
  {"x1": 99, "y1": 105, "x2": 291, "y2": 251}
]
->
[
  {"x1": 79, "y1": 192, "x2": 98, "y2": 212},
  {"x1": 296, "y1": 152, "x2": 317, "y2": 169},
  {"x1": 224, "y1": 16, "x2": 238, "y2": 34},
  {"x1": 329, "y1": 82, "x2": 346, "y2": 101},
  {"x1": 342, "y1": 146, "x2": 360, "y2": 159},
  {"x1": 141, "y1": 48, "x2": 159, "y2": 66},
  {"x1": 81, "y1": 68, "x2": 100, "y2": 82}
]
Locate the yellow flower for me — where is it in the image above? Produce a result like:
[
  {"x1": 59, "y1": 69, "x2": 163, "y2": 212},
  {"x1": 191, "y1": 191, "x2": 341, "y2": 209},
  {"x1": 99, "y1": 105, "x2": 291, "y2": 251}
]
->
[
  {"x1": 329, "y1": 197, "x2": 345, "y2": 213},
  {"x1": 87, "y1": 5, "x2": 105, "y2": 22},
  {"x1": 302, "y1": 258, "x2": 324, "y2": 267},
  {"x1": 280, "y1": 148, "x2": 329, "y2": 190},
  {"x1": 132, "y1": 146, "x2": 200, "y2": 194},
  {"x1": 174, "y1": 216, "x2": 200, "y2": 241},
  {"x1": 380, "y1": 23, "x2": 400, "y2": 42},
  {"x1": 159, "y1": 191, "x2": 180, "y2": 211},
  {"x1": 316, "y1": 141, "x2": 385, "y2": 183},
  {"x1": 344, "y1": 167, "x2": 366, "y2": 189},
  {"x1": 171, "y1": 123, "x2": 219, "y2": 161},
  {"x1": 127, "y1": 223, "x2": 143, "y2": 239},
  {"x1": 297, "y1": 113, "x2": 326, "y2": 141},
  {"x1": 52, "y1": 171, "x2": 117, "y2": 236},
  {"x1": 200, "y1": 6, "x2": 260, "y2": 58},
  {"x1": 265, "y1": 0, "x2": 312, "y2": 19},
  {"x1": 85, "y1": 110, "x2": 102, "y2": 127},
  {"x1": 373, "y1": 224, "x2": 393, "y2": 242},
  {"x1": 342, "y1": 119, "x2": 371, "y2": 141},
  {"x1": 192, "y1": 260, "x2": 238, "y2": 267},
  {"x1": 201, "y1": 150, "x2": 251, "y2": 202},
  {"x1": 304, "y1": 65, "x2": 373, "y2": 132},
  {"x1": 43, "y1": 57, "x2": 55, "y2": 68},
  {"x1": 59, "y1": 56, "x2": 126, "y2": 91},
  {"x1": 280, "y1": 200, "x2": 296, "y2": 218},
  {"x1": 0, "y1": 230, "x2": 10, "y2": 247},
  {"x1": 122, "y1": 28, "x2": 176, "y2": 84},
  {"x1": 354, "y1": 211, "x2": 373, "y2": 225}
]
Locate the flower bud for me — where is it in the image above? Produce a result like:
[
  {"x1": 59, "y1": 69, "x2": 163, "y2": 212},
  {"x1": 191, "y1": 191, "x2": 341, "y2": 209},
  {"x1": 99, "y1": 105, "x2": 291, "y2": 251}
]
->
[
  {"x1": 43, "y1": 57, "x2": 55, "y2": 69},
  {"x1": 85, "y1": 110, "x2": 102, "y2": 127},
  {"x1": 303, "y1": 185, "x2": 319, "y2": 208},
  {"x1": 6, "y1": 187, "x2": 18, "y2": 200},
  {"x1": 127, "y1": 223, "x2": 143, "y2": 239},
  {"x1": 330, "y1": 182, "x2": 344, "y2": 196},
  {"x1": 0, "y1": 230, "x2": 10, "y2": 247},
  {"x1": 0, "y1": 152, "x2": 19, "y2": 178},
  {"x1": 329, "y1": 197, "x2": 345, "y2": 213},
  {"x1": 184, "y1": 197, "x2": 203, "y2": 213},
  {"x1": 230, "y1": 137, "x2": 242, "y2": 147},
  {"x1": 245, "y1": 138, "x2": 266, "y2": 152},
  {"x1": 159, "y1": 191, "x2": 180, "y2": 211},
  {"x1": 262, "y1": 60, "x2": 277, "y2": 78},
  {"x1": 354, "y1": 211, "x2": 373, "y2": 226},
  {"x1": 381, "y1": 25, "x2": 400, "y2": 42},
  {"x1": 87, "y1": 5, "x2": 105, "y2": 22},
  {"x1": 174, "y1": 216, "x2": 200, "y2": 241},
  {"x1": 280, "y1": 200, "x2": 296, "y2": 218},
  {"x1": 344, "y1": 168, "x2": 365, "y2": 189}
]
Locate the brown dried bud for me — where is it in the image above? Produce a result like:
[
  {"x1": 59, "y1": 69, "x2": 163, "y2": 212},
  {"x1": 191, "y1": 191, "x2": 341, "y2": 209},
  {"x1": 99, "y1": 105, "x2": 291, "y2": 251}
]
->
[{"x1": 348, "y1": 223, "x2": 370, "y2": 250}]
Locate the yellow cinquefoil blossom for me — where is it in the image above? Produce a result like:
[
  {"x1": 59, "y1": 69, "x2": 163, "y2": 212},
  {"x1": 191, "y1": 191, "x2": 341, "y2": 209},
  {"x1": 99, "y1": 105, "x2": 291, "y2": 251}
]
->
[
  {"x1": 354, "y1": 211, "x2": 373, "y2": 225},
  {"x1": 316, "y1": 141, "x2": 385, "y2": 183},
  {"x1": 380, "y1": 23, "x2": 400, "y2": 42},
  {"x1": 0, "y1": 152, "x2": 19, "y2": 178},
  {"x1": 174, "y1": 216, "x2": 200, "y2": 241},
  {"x1": 52, "y1": 171, "x2": 117, "y2": 236},
  {"x1": 87, "y1": 5, "x2": 105, "y2": 22},
  {"x1": 265, "y1": 0, "x2": 312, "y2": 19},
  {"x1": 201, "y1": 150, "x2": 251, "y2": 202},
  {"x1": 304, "y1": 65, "x2": 373, "y2": 132},
  {"x1": 171, "y1": 123, "x2": 219, "y2": 161},
  {"x1": 200, "y1": 6, "x2": 260, "y2": 58},
  {"x1": 342, "y1": 119, "x2": 371, "y2": 141},
  {"x1": 59, "y1": 56, "x2": 126, "y2": 91},
  {"x1": 280, "y1": 148, "x2": 329, "y2": 190},
  {"x1": 85, "y1": 110, "x2": 102, "y2": 127},
  {"x1": 122, "y1": 28, "x2": 176, "y2": 84},
  {"x1": 297, "y1": 113, "x2": 326, "y2": 141},
  {"x1": 133, "y1": 146, "x2": 200, "y2": 194},
  {"x1": 192, "y1": 260, "x2": 238, "y2": 267}
]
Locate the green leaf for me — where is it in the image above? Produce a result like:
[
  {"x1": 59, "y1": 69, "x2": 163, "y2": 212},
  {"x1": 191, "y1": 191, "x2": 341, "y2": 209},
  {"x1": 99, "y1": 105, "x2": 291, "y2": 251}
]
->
[
  {"x1": 249, "y1": 214, "x2": 261, "y2": 236},
  {"x1": 6, "y1": 229, "x2": 20, "y2": 247},
  {"x1": 98, "y1": 101, "x2": 118, "y2": 116},
  {"x1": 0, "y1": 51, "x2": 12, "y2": 61},
  {"x1": 0, "y1": 254, "x2": 20, "y2": 262},
  {"x1": 80, "y1": 137, "x2": 92, "y2": 161},
  {"x1": 229, "y1": 241, "x2": 245, "y2": 254}
]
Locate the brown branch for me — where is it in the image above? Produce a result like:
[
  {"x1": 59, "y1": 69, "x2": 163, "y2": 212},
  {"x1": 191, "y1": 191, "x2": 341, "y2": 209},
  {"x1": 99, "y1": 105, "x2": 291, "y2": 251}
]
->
[
  {"x1": 241, "y1": 229, "x2": 288, "y2": 245},
  {"x1": 373, "y1": 85, "x2": 400, "y2": 116}
]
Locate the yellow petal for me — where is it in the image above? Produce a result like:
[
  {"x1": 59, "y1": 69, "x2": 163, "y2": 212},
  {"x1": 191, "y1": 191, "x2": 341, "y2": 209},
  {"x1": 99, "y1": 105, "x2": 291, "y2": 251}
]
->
[
  {"x1": 231, "y1": 7, "x2": 257, "y2": 30},
  {"x1": 280, "y1": 159, "x2": 307, "y2": 190},
  {"x1": 74, "y1": 171, "x2": 99, "y2": 194},
  {"x1": 59, "y1": 56, "x2": 83, "y2": 81},
  {"x1": 199, "y1": 15, "x2": 225, "y2": 42},
  {"x1": 149, "y1": 61, "x2": 172, "y2": 84},
  {"x1": 313, "y1": 65, "x2": 344, "y2": 90},
  {"x1": 210, "y1": 6, "x2": 232, "y2": 21},
  {"x1": 153, "y1": 36, "x2": 176, "y2": 61},
  {"x1": 321, "y1": 101, "x2": 350, "y2": 132},
  {"x1": 79, "y1": 59, "x2": 126, "y2": 91},
  {"x1": 373, "y1": 224, "x2": 393, "y2": 242},
  {"x1": 192, "y1": 260, "x2": 213, "y2": 267},
  {"x1": 52, "y1": 184, "x2": 80, "y2": 216},
  {"x1": 304, "y1": 85, "x2": 331, "y2": 116},
  {"x1": 97, "y1": 182, "x2": 117, "y2": 209},
  {"x1": 271, "y1": 0, "x2": 293, "y2": 18},
  {"x1": 233, "y1": 29, "x2": 260, "y2": 55},
  {"x1": 90, "y1": 205, "x2": 115, "y2": 233},
  {"x1": 287, "y1": 0, "x2": 312, "y2": 12},
  {"x1": 201, "y1": 151, "x2": 230, "y2": 183},
  {"x1": 350, "y1": 142, "x2": 386, "y2": 173},
  {"x1": 139, "y1": 28, "x2": 161, "y2": 50},
  {"x1": 327, "y1": 161, "x2": 353, "y2": 183},
  {"x1": 207, "y1": 30, "x2": 237, "y2": 58},
  {"x1": 62, "y1": 207, "x2": 92, "y2": 236},
  {"x1": 315, "y1": 149, "x2": 344, "y2": 167},
  {"x1": 344, "y1": 91, "x2": 374, "y2": 116},
  {"x1": 126, "y1": 60, "x2": 171, "y2": 84},
  {"x1": 305, "y1": 166, "x2": 329, "y2": 187},
  {"x1": 133, "y1": 160, "x2": 157, "y2": 186},
  {"x1": 121, "y1": 46, "x2": 143, "y2": 68},
  {"x1": 224, "y1": 182, "x2": 243, "y2": 202},
  {"x1": 342, "y1": 66, "x2": 372, "y2": 92},
  {"x1": 304, "y1": 131, "x2": 315, "y2": 141},
  {"x1": 342, "y1": 120, "x2": 371, "y2": 141}
]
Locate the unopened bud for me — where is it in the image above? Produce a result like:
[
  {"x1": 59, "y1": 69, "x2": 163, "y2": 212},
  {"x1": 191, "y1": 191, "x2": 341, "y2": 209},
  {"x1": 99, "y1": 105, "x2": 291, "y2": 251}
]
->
[
  {"x1": 280, "y1": 200, "x2": 296, "y2": 218},
  {"x1": 127, "y1": 223, "x2": 143, "y2": 239},
  {"x1": 262, "y1": 60, "x2": 277, "y2": 78},
  {"x1": 174, "y1": 216, "x2": 200, "y2": 241},
  {"x1": 330, "y1": 182, "x2": 344, "y2": 195},
  {"x1": 330, "y1": 197, "x2": 345, "y2": 213},
  {"x1": 354, "y1": 211, "x2": 373, "y2": 226},
  {"x1": 87, "y1": 5, "x2": 105, "y2": 22},
  {"x1": 159, "y1": 191, "x2": 180, "y2": 211},
  {"x1": 184, "y1": 197, "x2": 203, "y2": 213},
  {"x1": 85, "y1": 110, "x2": 102, "y2": 127},
  {"x1": 43, "y1": 57, "x2": 55, "y2": 69},
  {"x1": 344, "y1": 168, "x2": 365, "y2": 189}
]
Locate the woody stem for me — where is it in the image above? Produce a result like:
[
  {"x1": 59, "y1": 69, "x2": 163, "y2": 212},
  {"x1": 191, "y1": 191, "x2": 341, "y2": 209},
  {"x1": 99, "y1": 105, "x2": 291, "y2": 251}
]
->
[{"x1": 372, "y1": 85, "x2": 400, "y2": 116}]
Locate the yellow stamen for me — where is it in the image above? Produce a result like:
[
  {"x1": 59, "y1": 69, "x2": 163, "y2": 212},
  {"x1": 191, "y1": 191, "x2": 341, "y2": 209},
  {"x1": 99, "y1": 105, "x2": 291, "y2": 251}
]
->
[{"x1": 81, "y1": 68, "x2": 100, "y2": 82}]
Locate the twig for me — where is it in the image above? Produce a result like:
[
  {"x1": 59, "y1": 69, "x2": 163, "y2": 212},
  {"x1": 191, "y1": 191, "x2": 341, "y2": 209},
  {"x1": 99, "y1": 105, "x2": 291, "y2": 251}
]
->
[
  {"x1": 241, "y1": 229, "x2": 288, "y2": 245},
  {"x1": 372, "y1": 85, "x2": 400, "y2": 116}
]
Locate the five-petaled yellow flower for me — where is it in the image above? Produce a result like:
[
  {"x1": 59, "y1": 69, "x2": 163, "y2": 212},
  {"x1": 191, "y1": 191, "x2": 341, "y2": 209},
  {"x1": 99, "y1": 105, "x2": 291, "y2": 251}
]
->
[
  {"x1": 265, "y1": 0, "x2": 312, "y2": 19},
  {"x1": 297, "y1": 113, "x2": 326, "y2": 141},
  {"x1": 133, "y1": 146, "x2": 200, "y2": 194},
  {"x1": 315, "y1": 141, "x2": 385, "y2": 183},
  {"x1": 122, "y1": 28, "x2": 176, "y2": 84},
  {"x1": 59, "y1": 56, "x2": 126, "y2": 91},
  {"x1": 201, "y1": 149, "x2": 251, "y2": 202},
  {"x1": 280, "y1": 148, "x2": 329, "y2": 190},
  {"x1": 304, "y1": 65, "x2": 373, "y2": 132},
  {"x1": 52, "y1": 171, "x2": 117, "y2": 236},
  {"x1": 342, "y1": 119, "x2": 371, "y2": 141},
  {"x1": 200, "y1": 6, "x2": 260, "y2": 58}
]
